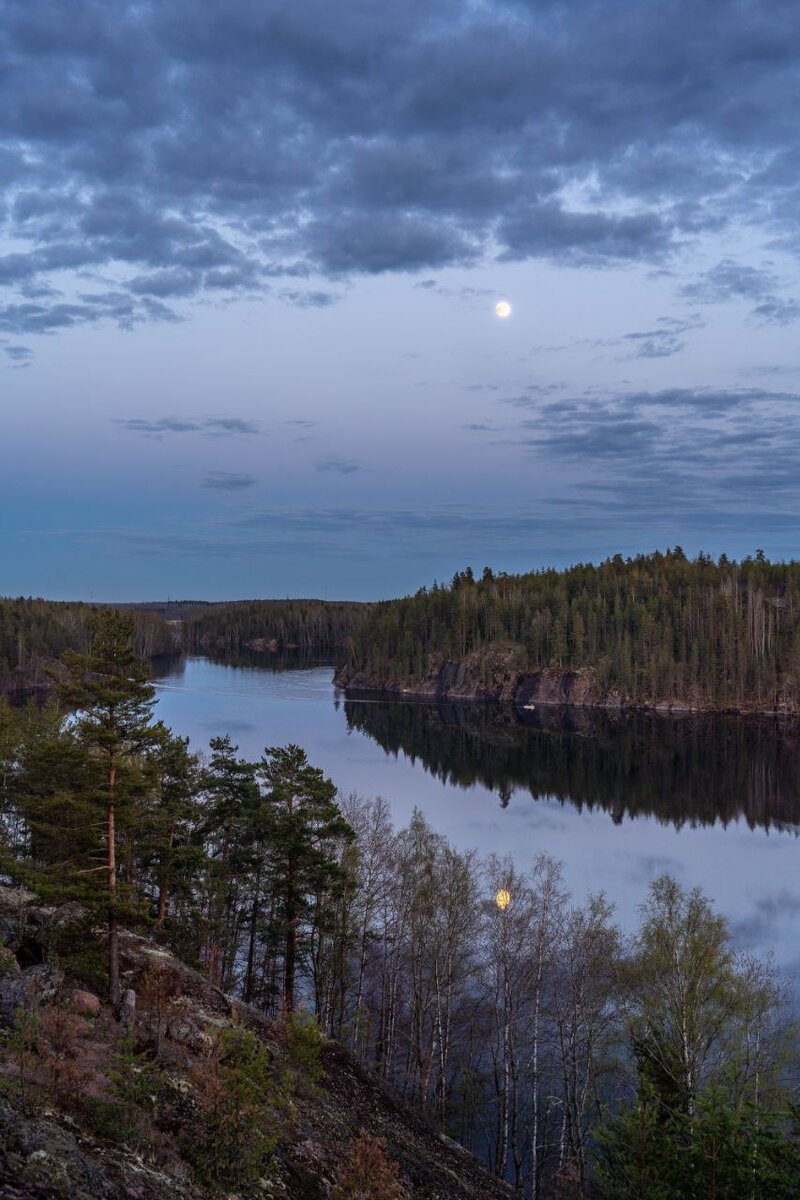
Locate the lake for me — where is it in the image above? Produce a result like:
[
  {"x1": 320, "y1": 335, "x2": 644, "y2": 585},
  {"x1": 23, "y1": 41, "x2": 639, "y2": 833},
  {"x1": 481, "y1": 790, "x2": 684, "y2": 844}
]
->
[{"x1": 153, "y1": 655, "x2": 800, "y2": 980}]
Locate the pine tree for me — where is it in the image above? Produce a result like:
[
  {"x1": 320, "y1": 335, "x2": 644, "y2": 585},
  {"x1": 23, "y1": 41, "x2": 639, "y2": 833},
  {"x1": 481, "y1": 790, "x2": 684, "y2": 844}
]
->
[
  {"x1": 259, "y1": 744, "x2": 353, "y2": 1012},
  {"x1": 55, "y1": 609, "x2": 162, "y2": 1005},
  {"x1": 196, "y1": 735, "x2": 261, "y2": 987}
]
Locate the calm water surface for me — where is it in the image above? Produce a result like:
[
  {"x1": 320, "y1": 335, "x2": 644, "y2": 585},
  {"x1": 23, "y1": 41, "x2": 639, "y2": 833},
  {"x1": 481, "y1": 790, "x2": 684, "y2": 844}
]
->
[{"x1": 153, "y1": 656, "x2": 800, "y2": 979}]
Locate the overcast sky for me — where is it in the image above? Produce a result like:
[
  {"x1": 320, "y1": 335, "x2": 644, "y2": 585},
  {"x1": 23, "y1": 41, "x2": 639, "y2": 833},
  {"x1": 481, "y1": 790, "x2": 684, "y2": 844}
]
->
[{"x1": 2, "y1": 0, "x2": 800, "y2": 600}]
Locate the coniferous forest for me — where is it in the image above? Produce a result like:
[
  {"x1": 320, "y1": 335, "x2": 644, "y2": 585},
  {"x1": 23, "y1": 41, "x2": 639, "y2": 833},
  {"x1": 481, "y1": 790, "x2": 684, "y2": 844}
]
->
[
  {"x1": 0, "y1": 598, "x2": 175, "y2": 701},
  {"x1": 181, "y1": 598, "x2": 372, "y2": 657},
  {"x1": 2, "y1": 611, "x2": 800, "y2": 1197},
  {"x1": 0, "y1": 596, "x2": 372, "y2": 702},
  {"x1": 338, "y1": 549, "x2": 800, "y2": 712}
]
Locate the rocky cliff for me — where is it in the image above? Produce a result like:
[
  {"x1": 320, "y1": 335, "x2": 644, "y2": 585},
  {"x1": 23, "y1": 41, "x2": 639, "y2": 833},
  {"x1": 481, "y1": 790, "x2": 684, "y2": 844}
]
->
[
  {"x1": 0, "y1": 887, "x2": 515, "y2": 1200},
  {"x1": 335, "y1": 644, "x2": 627, "y2": 708},
  {"x1": 335, "y1": 645, "x2": 798, "y2": 714}
]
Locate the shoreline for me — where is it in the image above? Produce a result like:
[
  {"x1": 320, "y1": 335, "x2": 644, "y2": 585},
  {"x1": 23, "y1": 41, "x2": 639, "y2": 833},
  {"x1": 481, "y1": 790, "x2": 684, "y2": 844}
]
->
[{"x1": 334, "y1": 671, "x2": 800, "y2": 719}]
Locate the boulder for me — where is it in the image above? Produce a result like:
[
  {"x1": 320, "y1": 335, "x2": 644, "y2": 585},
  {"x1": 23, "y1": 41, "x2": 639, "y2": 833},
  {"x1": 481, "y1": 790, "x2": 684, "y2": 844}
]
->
[
  {"x1": 120, "y1": 987, "x2": 136, "y2": 1028},
  {"x1": 71, "y1": 988, "x2": 101, "y2": 1017}
]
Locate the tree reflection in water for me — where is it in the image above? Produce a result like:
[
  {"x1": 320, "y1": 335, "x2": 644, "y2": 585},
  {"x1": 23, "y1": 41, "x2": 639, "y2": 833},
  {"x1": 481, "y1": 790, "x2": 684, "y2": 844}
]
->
[{"x1": 343, "y1": 695, "x2": 800, "y2": 832}]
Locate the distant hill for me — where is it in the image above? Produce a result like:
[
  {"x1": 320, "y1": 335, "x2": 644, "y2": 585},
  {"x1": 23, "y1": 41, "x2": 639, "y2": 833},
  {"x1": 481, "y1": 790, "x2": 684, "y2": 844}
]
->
[{"x1": 335, "y1": 549, "x2": 800, "y2": 714}]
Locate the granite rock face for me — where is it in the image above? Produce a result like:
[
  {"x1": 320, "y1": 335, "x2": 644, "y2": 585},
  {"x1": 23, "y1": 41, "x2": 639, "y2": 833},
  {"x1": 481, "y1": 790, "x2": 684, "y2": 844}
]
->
[{"x1": 0, "y1": 887, "x2": 515, "y2": 1200}]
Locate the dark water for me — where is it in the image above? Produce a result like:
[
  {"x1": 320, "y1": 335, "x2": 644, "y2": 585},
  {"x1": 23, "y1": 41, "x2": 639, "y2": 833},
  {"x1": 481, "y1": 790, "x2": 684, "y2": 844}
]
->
[{"x1": 153, "y1": 656, "x2": 800, "y2": 979}]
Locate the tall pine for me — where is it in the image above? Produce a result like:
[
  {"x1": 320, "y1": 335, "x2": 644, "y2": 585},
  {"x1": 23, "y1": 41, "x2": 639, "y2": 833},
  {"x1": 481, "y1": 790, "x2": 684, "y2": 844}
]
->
[
  {"x1": 55, "y1": 609, "x2": 161, "y2": 1005},
  {"x1": 259, "y1": 745, "x2": 353, "y2": 1012}
]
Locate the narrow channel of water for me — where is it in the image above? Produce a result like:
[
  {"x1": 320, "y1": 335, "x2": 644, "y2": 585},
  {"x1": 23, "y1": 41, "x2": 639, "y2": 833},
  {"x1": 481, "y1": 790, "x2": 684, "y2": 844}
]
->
[{"x1": 152, "y1": 655, "x2": 800, "y2": 979}]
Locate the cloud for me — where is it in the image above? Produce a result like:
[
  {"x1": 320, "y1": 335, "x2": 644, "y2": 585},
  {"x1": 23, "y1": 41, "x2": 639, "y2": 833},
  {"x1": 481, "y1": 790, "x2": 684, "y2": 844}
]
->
[
  {"x1": 680, "y1": 260, "x2": 800, "y2": 325},
  {"x1": 200, "y1": 471, "x2": 256, "y2": 490},
  {"x1": 0, "y1": 292, "x2": 180, "y2": 335},
  {"x1": 752, "y1": 298, "x2": 800, "y2": 326},
  {"x1": 680, "y1": 260, "x2": 778, "y2": 304},
  {"x1": 37, "y1": 504, "x2": 607, "y2": 563},
  {"x1": 412, "y1": 280, "x2": 496, "y2": 306},
  {"x1": 127, "y1": 268, "x2": 204, "y2": 298},
  {"x1": 115, "y1": 417, "x2": 202, "y2": 435},
  {"x1": 621, "y1": 315, "x2": 704, "y2": 359},
  {"x1": 501, "y1": 385, "x2": 567, "y2": 410},
  {"x1": 3, "y1": 343, "x2": 34, "y2": 366},
  {"x1": 498, "y1": 202, "x2": 672, "y2": 266},
  {"x1": 279, "y1": 289, "x2": 340, "y2": 308},
  {"x1": 204, "y1": 417, "x2": 260, "y2": 436},
  {"x1": 315, "y1": 455, "x2": 365, "y2": 475},
  {"x1": 114, "y1": 416, "x2": 260, "y2": 437},
  {"x1": 2, "y1": 0, "x2": 800, "y2": 332},
  {"x1": 510, "y1": 384, "x2": 800, "y2": 530}
]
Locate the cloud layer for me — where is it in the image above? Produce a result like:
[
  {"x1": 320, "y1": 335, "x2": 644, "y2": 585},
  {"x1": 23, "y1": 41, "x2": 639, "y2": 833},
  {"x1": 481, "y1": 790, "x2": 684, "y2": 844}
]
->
[{"x1": 2, "y1": 0, "x2": 800, "y2": 335}]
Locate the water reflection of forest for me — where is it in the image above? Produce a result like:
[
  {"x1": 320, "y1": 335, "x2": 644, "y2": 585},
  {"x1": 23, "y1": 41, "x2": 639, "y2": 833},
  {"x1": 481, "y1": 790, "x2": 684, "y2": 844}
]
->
[
  {"x1": 178, "y1": 649, "x2": 334, "y2": 673},
  {"x1": 342, "y1": 696, "x2": 800, "y2": 831}
]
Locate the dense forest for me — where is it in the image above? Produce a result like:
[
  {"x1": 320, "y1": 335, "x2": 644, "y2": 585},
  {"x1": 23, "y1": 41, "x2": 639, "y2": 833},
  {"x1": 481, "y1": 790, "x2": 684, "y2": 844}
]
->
[
  {"x1": 0, "y1": 595, "x2": 373, "y2": 702},
  {"x1": 337, "y1": 549, "x2": 800, "y2": 712},
  {"x1": 181, "y1": 598, "x2": 372, "y2": 657},
  {"x1": 0, "y1": 597, "x2": 174, "y2": 700},
  {"x1": 2, "y1": 612, "x2": 800, "y2": 1197}
]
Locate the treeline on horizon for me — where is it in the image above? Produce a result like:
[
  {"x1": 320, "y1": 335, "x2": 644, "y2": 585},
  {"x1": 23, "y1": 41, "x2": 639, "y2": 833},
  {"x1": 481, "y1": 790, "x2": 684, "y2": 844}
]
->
[
  {"x1": 3, "y1": 611, "x2": 800, "y2": 1198},
  {"x1": 0, "y1": 597, "x2": 174, "y2": 696},
  {"x1": 343, "y1": 548, "x2": 800, "y2": 709},
  {"x1": 0, "y1": 595, "x2": 374, "y2": 698},
  {"x1": 181, "y1": 597, "x2": 372, "y2": 656}
]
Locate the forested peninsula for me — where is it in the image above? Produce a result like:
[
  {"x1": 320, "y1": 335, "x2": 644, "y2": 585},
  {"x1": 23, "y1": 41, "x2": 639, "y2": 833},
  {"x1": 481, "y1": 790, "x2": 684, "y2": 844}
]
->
[
  {"x1": 335, "y1": 549, "x2": 800, "y2": 714},
  {"x1": 9, "y1": 550, "x2": 800, "y2": 714}
]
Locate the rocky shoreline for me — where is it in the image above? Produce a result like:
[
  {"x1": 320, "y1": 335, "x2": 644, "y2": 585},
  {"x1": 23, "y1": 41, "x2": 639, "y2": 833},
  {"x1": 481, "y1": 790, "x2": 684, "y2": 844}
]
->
[{"x1": 334, "y1": 647, "x2": 800, "y2": 717}]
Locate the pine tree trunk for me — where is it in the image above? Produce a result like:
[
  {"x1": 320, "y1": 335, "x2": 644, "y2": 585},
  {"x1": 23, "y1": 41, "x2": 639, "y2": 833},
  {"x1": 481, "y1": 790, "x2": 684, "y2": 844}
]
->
[
  {"x1": 244, "y1": 867, "x2": 261, "y2": 1004},
  {"x1": 156, "y1": 826, "x2": 174, "y2": 926},
  {"x1": 108, "y1": 762, "x2": 120, "y2": 1006},
  {"x1": 284, "y1": 857, "x2": 296, "y2": 1012}
]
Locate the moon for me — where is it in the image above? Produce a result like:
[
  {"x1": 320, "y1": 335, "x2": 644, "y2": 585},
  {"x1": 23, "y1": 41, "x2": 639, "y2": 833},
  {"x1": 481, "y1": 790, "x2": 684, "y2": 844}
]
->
[{"x1": 495, "y1": 300, "x2": 512, "y2": 319}]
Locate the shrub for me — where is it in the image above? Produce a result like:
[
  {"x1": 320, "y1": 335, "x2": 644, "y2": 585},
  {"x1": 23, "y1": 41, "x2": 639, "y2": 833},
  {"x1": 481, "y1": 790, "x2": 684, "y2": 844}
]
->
[
  {"x1": 282, "y1": 1011, "x2": 324, "y2": 1092},
  {"x1": 0, "y1": 946, "x2": 17, "y2": 977},
  {"x1": 2, "y1": 1007, "x2": 39, "y2": 1114},
  {"x1": 332, "y1": 1130, "x2": 409, "y2": 1200},
  {"x1": 184, "y1": 1025, "x2": 280, "y2": 1189},
  {"x1": 36, "y1": 1005, "x2": 87, "y2": 1104},
  {"x1": 106, "y1": 1032, "x2": 161, "y2": 1148}
]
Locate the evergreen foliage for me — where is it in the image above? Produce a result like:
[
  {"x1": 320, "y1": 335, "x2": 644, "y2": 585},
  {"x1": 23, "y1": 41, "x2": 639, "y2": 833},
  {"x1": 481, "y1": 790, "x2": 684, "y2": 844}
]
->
[
  {"x1": 182, "y1": 598, "x2": 372, "y2": 656},
  {"x1": 344, "y1": 549, "x2": 800, "y2": 708},
  {"x1": 4, "y1": 623, "x2": 800, "y2": 1195},
  {"x1": 258, "y1": 744, "x2": 354, "y2": 1012},
  {"x1": 55, "y1": 609, "x2": 164, "y2": 1004},
  {"x1": 0, "y1": 596, "x2": 173, "y2": 698},
  {"x1": 185, "y1": 1025, "x2": 280, "y2": 1189}
]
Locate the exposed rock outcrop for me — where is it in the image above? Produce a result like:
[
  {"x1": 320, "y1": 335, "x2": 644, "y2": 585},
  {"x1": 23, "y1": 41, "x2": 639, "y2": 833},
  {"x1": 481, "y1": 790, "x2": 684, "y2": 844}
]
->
[
  {"x1": 336, "y1": 647, "x2": 796, "y2": 714},
  {"x1": 0, "y1": 887, "x2": 515, "y2": 1200},
  {"x1": 336, "y1": 644, "x2": 626, "y2": 708}
]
